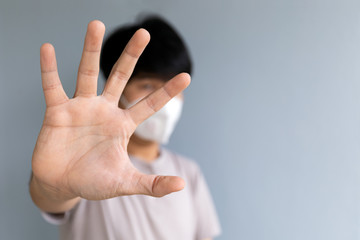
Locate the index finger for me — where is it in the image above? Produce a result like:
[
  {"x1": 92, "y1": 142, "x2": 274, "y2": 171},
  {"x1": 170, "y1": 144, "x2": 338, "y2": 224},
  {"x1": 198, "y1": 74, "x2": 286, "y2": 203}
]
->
[{"x1": 127, "y1": 73, "x2": 191, "y2": 125}]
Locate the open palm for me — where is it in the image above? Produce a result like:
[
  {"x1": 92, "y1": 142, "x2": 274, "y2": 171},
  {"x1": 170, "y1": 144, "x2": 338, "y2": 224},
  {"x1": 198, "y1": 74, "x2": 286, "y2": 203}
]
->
[{"x1": 32, "y1": 21, "x2": 190, "y2": 203}]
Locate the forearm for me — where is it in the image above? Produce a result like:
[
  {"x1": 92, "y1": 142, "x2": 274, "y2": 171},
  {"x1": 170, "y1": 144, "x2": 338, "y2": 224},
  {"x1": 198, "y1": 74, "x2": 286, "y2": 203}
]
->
[{"x1": 29, "y1": 173, "x2": 80, "y2": 213}]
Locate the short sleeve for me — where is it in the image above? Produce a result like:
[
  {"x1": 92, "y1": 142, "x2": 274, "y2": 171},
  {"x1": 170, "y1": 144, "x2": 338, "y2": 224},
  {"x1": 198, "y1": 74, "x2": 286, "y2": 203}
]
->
[{"x1": 191, "y1": 166, "x2": 222, "y2": 239}]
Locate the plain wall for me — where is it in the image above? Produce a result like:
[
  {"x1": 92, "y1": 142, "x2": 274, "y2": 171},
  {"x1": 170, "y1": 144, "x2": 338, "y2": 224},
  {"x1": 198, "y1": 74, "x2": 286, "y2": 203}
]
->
[{"x1": 1, "y1": 0, "x2": 360, "y2": 239}]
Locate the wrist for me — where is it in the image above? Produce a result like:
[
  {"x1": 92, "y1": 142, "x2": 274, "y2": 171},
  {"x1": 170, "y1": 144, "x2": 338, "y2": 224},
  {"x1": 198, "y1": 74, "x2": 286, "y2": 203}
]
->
[{"x1": 30, "y1": 174, "x2": 80, "y2": 213}]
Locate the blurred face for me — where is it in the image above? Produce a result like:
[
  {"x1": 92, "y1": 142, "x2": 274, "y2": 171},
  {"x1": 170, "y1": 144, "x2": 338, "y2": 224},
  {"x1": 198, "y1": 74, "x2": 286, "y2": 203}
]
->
[
  {"x1": 119, "y1": 76, "x2": 184, "y2": 145},
  {"x1": 119, "y1": 76, "x2": 183, "y2": 108}
]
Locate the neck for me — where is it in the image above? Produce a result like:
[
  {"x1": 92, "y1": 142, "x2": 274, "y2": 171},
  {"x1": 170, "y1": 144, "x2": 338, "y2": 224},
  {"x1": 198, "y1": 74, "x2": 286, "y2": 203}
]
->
[{"x1": 127, "y1": 135, "x2": 160, "y2": 163}]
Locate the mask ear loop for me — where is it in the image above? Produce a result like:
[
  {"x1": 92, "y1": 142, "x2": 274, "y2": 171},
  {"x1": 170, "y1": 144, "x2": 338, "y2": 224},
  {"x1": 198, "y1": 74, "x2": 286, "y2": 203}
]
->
[{"x1": 119, "y1": 95, "x2": 143, "y2": 109}]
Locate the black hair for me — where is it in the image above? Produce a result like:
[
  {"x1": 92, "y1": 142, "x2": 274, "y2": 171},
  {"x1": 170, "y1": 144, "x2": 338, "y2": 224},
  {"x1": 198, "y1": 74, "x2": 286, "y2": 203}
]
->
[{"x1": 100, "y1": 15, "x2": 192, "y2": 81}]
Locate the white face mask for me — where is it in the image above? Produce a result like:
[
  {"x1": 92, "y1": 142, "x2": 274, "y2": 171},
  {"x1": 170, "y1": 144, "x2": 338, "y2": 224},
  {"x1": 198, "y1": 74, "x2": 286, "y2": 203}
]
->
[{"x1": 120, "y1": 95, "x2": 183, "y2": 144}]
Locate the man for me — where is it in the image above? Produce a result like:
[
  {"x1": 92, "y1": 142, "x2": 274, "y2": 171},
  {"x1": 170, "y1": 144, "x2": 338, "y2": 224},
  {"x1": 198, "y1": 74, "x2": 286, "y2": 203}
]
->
[{"x1": 30, "y1": 16, "x2": 220, "y2": 240}]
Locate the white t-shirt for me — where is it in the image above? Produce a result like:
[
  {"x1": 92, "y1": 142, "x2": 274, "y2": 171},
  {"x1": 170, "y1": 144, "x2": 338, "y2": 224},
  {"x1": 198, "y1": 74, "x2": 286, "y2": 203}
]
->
[{"x1": 42, "y1": 148, "x2": 221, "y2": 240}]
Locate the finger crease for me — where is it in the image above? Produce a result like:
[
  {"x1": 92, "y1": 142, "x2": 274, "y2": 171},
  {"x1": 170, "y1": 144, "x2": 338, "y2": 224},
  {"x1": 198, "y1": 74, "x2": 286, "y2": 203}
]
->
[
  {"x1": 78, "y1": 68, "x2": 98, "y2": 78},
  {"x1": 152, "y1": 176, "x2": 160, "y2": 195},
  {"x1": 112, "y1": 69, "x2": 129, "y2": 82},
  {"x1": 41, "y1": 69, "x2": 57, "y2": 74},
  {"x1": 43, "y1": 83, "x2": 62, "y2": 91},
  {"x1": 145, "y1": 98, "x2": 156, "y2": 114},
  {"x1": 124, "y1": 48, "x2": 139, "y2": 60}
]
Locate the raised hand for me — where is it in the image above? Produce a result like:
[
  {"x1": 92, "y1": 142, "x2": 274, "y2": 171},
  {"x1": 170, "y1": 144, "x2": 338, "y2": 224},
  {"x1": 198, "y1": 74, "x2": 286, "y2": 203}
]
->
[{"x1": 30, "y1": 20, "x2": 190, "y2": 212}]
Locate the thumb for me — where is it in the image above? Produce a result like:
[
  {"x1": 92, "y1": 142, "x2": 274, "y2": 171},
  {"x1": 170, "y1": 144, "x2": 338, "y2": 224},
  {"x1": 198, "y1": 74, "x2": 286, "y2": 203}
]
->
[{"x1": 133, "y1": 172, "x2": 185, "y2": 197}]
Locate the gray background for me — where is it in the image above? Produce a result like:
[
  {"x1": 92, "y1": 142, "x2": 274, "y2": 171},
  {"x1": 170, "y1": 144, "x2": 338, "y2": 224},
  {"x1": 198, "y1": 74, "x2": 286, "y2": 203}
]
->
[{"x1": 1, "y1": 0, "x2": 360, "y2": 239}]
